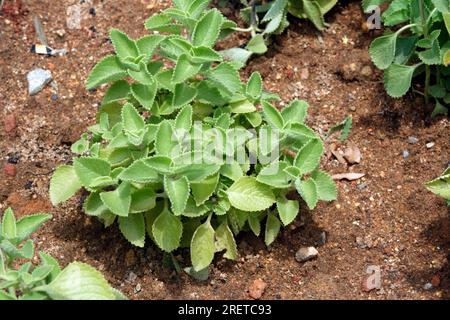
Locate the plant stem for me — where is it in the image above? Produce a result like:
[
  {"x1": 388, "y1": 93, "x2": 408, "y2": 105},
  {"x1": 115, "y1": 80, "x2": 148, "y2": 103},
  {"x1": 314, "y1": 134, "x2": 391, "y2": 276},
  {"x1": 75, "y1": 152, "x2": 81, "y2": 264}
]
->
[{"x1": 419, "y1": 0, "x2": 430, "y2": 105}]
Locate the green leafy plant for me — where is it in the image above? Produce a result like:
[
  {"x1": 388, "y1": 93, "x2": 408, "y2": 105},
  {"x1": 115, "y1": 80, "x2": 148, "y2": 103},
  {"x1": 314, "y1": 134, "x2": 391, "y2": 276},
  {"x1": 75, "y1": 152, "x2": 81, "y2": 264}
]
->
[
  {"x1": 426, "y1": 167, "x2": 450, "y2": 206},
  {"x1": 49, "y1": 0, "x2": 337, "y2": 273},
  {"x1": 366, "y1": 0, "x2": 450, "y2": 116},
  {"x1": 0, "y1": 208, "x2": 125, "y2": 300},
  {"x1": 325, "y1": 116, "x2": 353, "y2": 142},
  {"x1": 222, "y1": 0, "x2": 338, "y2": 63}
]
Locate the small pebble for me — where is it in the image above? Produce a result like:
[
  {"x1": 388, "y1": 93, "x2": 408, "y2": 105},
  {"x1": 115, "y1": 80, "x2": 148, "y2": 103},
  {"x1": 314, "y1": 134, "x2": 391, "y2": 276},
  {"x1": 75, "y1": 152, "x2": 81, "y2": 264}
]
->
[
  {"x1": 134, "y1": 283, "x2": 142, "y2": 293},
  {"x1": 7, "y1": 154, "x2": 20, "y2": 164},
  {"x1": 431, "y1": 274, "x2": 441, "y2": 287},
  {"x1": 402, "y1": 150, "x2": 410, "y2": 159},
  {"x1": 357, "y1": 183, "x2": 368, "y2": 190},
  {"x1": 295, "y1": 246, "x2": 319, "y2": 263},
  {"x1": 4, "y1": 114, "x2": 17, "y2": 133},
  {"x1": 4, "y1": 163, "x2": 17, "y2": 177},
  {"x1": 27, "y1": 68, "x2": 52, "y2": 95},
  {"x1": 423, "y1": 283, "x2": 433, "y2": 290},
  {"x1": 249, "y1": 279, "x2": 267, "y2": 300},
  {"x1": 55, "y1": 29, "x2": 66, "y2": 37},
  {"x1": 426, "y1": 142, "x2": 435, "y2": 149},
  {"x1": 126, "y1": 271, "x2": 137, "y2": 283},
  {"x1": 51, "y1": 93, "x2": 58, "y2": 101},
  {"x1": 319, "y1": 232, "x2": 327, "y2": 245},
  {"x1": 407, "y1": 136, "x2": 419, "y2": 144},
  {"x1": 362, "y1": 275, "x2": 380, "y2": 292},
  {"x1": 300, "y1": 68, "x2": 309, "y2": 80}
]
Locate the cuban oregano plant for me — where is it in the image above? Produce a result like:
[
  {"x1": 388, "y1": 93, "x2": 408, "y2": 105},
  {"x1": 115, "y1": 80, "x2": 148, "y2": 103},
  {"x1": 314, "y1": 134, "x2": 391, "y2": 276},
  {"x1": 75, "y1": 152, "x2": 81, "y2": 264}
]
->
[
  {"x1": 426, "y1": 167, "x2": 450, "y2": 206},
  {"x1": 0, "y1": 208, "x2": 125, "y2": 300},
  {"x1": 366, "y1": 0, "x2": 450, "y2": 116},
  {"x1": 221, "y1": 0, "x2": 337, "y2": 63},
  {"x1": 49, "y1": 0, "x2": 337, "y2": 273}
]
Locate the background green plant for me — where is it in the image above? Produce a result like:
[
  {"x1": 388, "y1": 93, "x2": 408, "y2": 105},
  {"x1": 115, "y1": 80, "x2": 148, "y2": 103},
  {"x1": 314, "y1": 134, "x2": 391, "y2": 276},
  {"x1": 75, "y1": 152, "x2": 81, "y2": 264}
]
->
[
  {"x1": 0, "y1": 208, "x2": 125, "y2": 300},
  {"x1": 366, "y1": 0, "x2": 450, "y2": 116},
  {"x1": 221, "y1": 0, "x2": 338, "y2": 63},
  {"x1": 426, "y1": 167, "x2": 450, "y2": 206},
  {"x1": 49, "y1": 0, "x2": 337, "y2": 273}
]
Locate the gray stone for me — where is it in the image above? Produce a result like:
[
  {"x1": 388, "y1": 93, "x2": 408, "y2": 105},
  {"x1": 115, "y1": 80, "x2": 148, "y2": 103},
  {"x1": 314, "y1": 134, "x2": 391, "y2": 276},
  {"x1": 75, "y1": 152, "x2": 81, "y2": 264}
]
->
[
  {"x1": 357, "y1": 183, "x2": 368, "y2": 190},
  {"x1": 426, "y1": 142, "x2": 435, "y2": 149},
  {"x1": 126, "y1": 271, "x2": 137, "y2": 283},
  {"x1": 407, "y1": 136, "x2": 419, "y2": 144},
  {"x1": 402, "y1": 150, "x2": 410, "y2": 159},
  {"x1": 27, "y1": 68, "x2": 52, "y2": 95},
  {"x1": 295, "y1": 246, "x2": 319, "y2": 263},
  {"x1": 423, "y1": 283, "x2": 433, "y2": 290}
]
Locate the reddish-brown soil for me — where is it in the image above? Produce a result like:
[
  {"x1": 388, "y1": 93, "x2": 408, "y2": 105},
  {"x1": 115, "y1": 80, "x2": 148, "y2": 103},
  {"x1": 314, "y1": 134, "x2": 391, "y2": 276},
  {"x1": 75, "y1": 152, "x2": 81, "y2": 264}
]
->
[{"x1": 0, "y1": 0, "x2": 449, "y2": 300}]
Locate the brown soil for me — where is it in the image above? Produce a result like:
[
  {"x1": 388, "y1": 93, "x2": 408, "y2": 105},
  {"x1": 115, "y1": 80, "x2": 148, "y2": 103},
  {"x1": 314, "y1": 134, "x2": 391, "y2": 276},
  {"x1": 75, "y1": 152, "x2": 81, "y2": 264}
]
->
[{"x1": 1, "y1": 0, "x2": 449, "y2": 300}]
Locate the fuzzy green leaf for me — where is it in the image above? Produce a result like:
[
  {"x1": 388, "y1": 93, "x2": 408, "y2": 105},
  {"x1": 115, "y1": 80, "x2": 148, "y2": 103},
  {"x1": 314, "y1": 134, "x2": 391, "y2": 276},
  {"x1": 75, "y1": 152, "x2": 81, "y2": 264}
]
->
[
  {"x1": 230, "y1": 99, "x2": 256, "y2": 114},
  {"x1": 219, "y1": 48, "x2": 253, "y2": 65},
  {"x1": 246, "y1": 72, "x2": 263, "y2": 99},
  {"x1": 384, "y1": 64, "x2": 416, "y2": 98},
  {"x1": 262, "y1": 101, "x2": 284, "y2": 129},
  {"x1": 191, "y1": 174, "x2": 219, "y2": 206},
  {"x1": 136, "y1": 35, "x2": 165, "y2": 59},
  {"x1": 155, "y1": 121, "x2": 177, "y2": 157},
  {"x1": 227, "y1": 177, "x2": 276, "y2": 212},
  {"x1": 110, "y1": 28, "x2": 139, "y2": 59},
  {"x1": 369, "y1": 33, "x2": 397, "y2": 70},
  {"x1": 215, "y1": 223, "x2": 237, "y2": 260},
  {"x1": 16, "y1": 213, "x2": 52, "y2": 242},
  {"x1": 175, "y1": 105, "x2": 193, "y2": 132},
  {"x1": 1, "y1": 208, "x2": 16, "y2": 240},
  {"x1": 311, "y1": 170, "x2": 337, "y2": 201},
  {"x1": 118, "y1": 213, "x2": 145, "y2": 247},
  {"x1": 100, "y1": 183, "x2": 132, "y2": 217},
  {"x1": 294, "y1": 138, "x2": 324, "y2": 175},
  {"x1": 142, "y1": 156, "x2": 173, "y2": 175},
  {"x1": 247, "y1": 214, "x2": 261, "y2": 236},
  {"x1": 172, "y1": 54, "x2": 202, "y2": 84},
  {"x1": 191, "y1": 219, "x2": 215, "y2": 271},
  {"x1": 257, "y1": 161, "x2": 291, "y2": 188},
  {"x1": 122, "y1": 103, "x2": 146, "y2": 145},
  {"x1": 265, "y1": 213, "x2": 281, "y2": 246},
  {"x1": 86, "y1": 55, "x2": 127, "y2": 89},
  {"x1": 50, "y1": 165, "x2": 82, "y2": 205},
  {"x1": 103, "y1": 80, "x2": 130, "y2": 105},
  {"x1": 152, "y1": 208, "x2": 183, "y2": 252},
  {"x1": 127, "y1": 62, "x2": 155, "y2": 85},
  {"x1": 303, "y1": 0, "x2": 326, "y2": 30},
  {"x1": 164, "y1": 176, "x2": 190, "y2": 215},
  {"x1": 131, "y1": 82, "x2": 157, "y2": 111},
  {"x1": 130, "y1": 188, "x2": 156, "y2": 213},
  {"x1": 282, "y1": 100, "x2": 309, "y2": 124},
  {"x1": 74, "y1": 158, "x2": 111, "y2": 188},
  {"x1": 207, "y1": 63, "x2": 242, "y2": 97},
  {"x1": 277, "y1": 196, "x2": 299, "y2": 226},
  {"x1": 189, "y1": 46, "x2": 223, "y2": 64},
  {"x1": 173, "y1": 83, "x2": 197, "y2": 107},
  {"x1": 262, "y1": 0, "x2": 288, "y2": 22},
  {"x1": 246, "y1": 34, "x2": 268, "y2": 54},
  {"x1": 192, "y1": 9, "x2": 223, "y2": 47},
  {"x1": 296, "y1": 178, "x2": 318, "y2": 210},
  {"x1": 118, "y1": 160, "x2": 159, "y2": 183},
  {"x1": 426, "y1": 174, "x2": 450, "y2": 200},
  {"x1": 83, "y1": 193, "x2": 110, "y2": 217},
  {"x1": 37, "y1": 262, "x2": 120, "y2": 300}
]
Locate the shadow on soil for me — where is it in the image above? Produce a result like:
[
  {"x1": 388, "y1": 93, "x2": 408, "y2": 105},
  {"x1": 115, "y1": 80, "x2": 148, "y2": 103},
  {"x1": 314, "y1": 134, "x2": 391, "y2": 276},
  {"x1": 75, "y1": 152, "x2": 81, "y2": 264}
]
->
[
  {"x1": 406, "y1": 205, "x2": 450, "y2": 299},
  {"x1": 49, "y1": 196, "x2": 326, "y2": 297}
]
